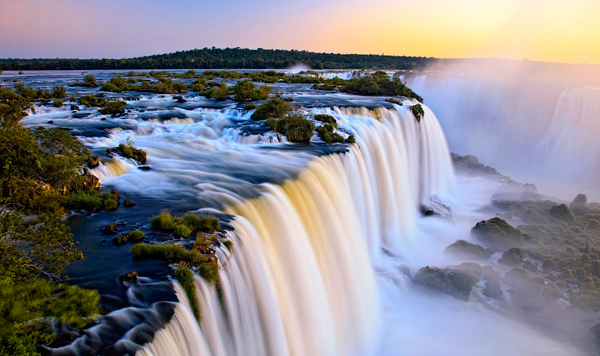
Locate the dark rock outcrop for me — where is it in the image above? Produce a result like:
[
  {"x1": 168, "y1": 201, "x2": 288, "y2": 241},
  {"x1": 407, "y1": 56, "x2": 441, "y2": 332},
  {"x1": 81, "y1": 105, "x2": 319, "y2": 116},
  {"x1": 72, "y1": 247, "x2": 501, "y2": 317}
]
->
[
  {"x1": 86, "y1": 156, "x2": 100, "y2": 169},
  {"x1": 103, "y1": 223, "x2": 118, "y2": 234},
  {"x1": 499, "y1": 247, "x2": 525, "y2": 266},
  {"x1": 83, "y1": 173, "x2": 100, "y2": 190},
  {"x1": 414, "y1": 266, "x2": 479, "y2": 301},
  {"x1": 471, "y1": 217, "x2": 523, "y2": 251},
  {"x1": 483, "y1": 280, "x2": 503, "y2": 298},
  {"x1": 113, "y1": 234, "x2": 128, "y2": 245},
  {"x1": 123, "y1": 199, "x2": 136, "y2": 207},
  {"x1": 548, "y1": 204, "x2": 575, "y2": 222},
  {"x1": 444, "y1": 240, "x2": 490, "y2": 260},
  {"x1": 120, "y1": 271, "x2": 138, "y2": 282}
]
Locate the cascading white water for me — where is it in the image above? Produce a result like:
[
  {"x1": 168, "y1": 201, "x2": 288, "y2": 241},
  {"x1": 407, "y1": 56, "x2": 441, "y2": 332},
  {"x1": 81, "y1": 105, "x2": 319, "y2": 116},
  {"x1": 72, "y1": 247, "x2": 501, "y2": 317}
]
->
[
  {"x1": 136, "y1": 105, "x2": 456, "y2": 356},
  {"x1": 408, "y1": 73, "x2": 600, "y2": 199}
]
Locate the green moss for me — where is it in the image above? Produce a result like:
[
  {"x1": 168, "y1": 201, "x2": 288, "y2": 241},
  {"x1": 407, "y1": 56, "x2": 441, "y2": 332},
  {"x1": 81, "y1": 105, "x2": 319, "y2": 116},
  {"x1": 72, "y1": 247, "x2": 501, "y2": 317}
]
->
[
  {"x1": 128, "y1": 230, "x2": 145, "y2": 242},
  {"x1": 52, "y1": 100, "x2": 63, "y2": 108},
  {"x1": 443, "y1": 239, "x2": 490, "y2": 260},
  {"x1": 103, "y1": 199, "x2": 118, "y2": 211},
  {"x1": 414, "y1": 266, "x2": 478, "y2": 301},
  {"x1": 175, "y1": 266, "x2": 201, "y2": 322},
  {"x1": 549, "y1": 204, "x2": 575, "y2": 222},
  {"x1": 182, "y1": 213, "x2": 202, "y2": 229},
  {"x1": 222, "y1": 240, "x2": 233, "y2": 252},
  {"x1": 410, "y1": 104, "x2": 425, "y2": 122},
  {"x1": 173, "y1": 221, "x2": 193, "y2": 238},
  {"x1": 471, "y1": 217, "x2": 524, "y2": 251}
]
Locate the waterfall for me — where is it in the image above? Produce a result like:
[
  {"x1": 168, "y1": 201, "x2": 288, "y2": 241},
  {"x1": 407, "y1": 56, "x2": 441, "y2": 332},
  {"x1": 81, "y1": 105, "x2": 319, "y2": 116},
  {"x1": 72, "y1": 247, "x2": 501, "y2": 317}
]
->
[{"x1": 135, "y1": 105, "x2": 455, "y2": 356}]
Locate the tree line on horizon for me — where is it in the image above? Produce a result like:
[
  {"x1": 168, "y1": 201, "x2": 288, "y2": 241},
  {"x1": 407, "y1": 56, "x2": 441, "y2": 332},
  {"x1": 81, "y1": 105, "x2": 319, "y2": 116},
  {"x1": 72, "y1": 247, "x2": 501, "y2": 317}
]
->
[{"x1": 0, "y1": 47, "x2": 439, "y2": 71}]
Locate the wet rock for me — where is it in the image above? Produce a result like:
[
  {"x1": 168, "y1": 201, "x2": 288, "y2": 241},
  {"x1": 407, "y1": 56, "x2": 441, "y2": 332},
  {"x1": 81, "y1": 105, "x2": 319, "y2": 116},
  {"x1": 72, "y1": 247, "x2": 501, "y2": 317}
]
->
[
  {"x1": 570, "y1": 194, "x2": 588, "y2": 215},
  {"x1": 444, "y1": 240, "x2": 490, "y2": 260},
  {"x1": 195, "y1": 244, "x2": 216, "y2": 255},
  {"x1": 499, "y1": 247, "x2": 525, "y2": 266},
  {"x1": 549, "y1": 204, "x2": 575, "y2": 222},
  {"x1": 504, "y1": 267, "x2": 529, "y2": 286},
  {"x1": 414, "y1": 266, "x2": 479, "y2": 301},
  {"x1": 73, "y1": 113, "x2": 89, "y2": 119},
  {"x1": 47, "y1": 120, "x2": 54, "y2": 124},
  {"x1": 112, "y1": 234, "x2": 128, "y2": 245},
  {"x1": 87, "y1": 155, "x2": 100, "y2": 169},
  {"x1": 83, "y1": 173, "x2": 100, "y2": 190},
  {"x1": 103, "y1": 223, "x2": 118, "y2": 234},
  {"x1": 111, "y1": 189, "x2": 120, "y2": 200},
  {"x1": 120, "y1": 271, "x2": 138, "y2": 282},
  {"x1": 173, "y1": 96, "x2": 187, "y2": 103},
  {"x1": 124, "y1": 199, "x2": 136, "y2": 207},
  {"x1": 482, "y1": 265, "x2": 502, "y2": 281},
  {"x1": 522, "y1": 260, "x2": 538, "y2": 273},
  {"x1": 471, "y1": 217, "x2": 524, "y2": 251},
  {"x1": 448, "y1": 262, "x2": 482, "y2": 278},
  {"x1": 70, "y1": 105, "x2": 80, "y2": 111},
  {"x1": 483, "y1": 280, "x2": 503, "y2": 298},
  {"x1": 138, "y1": 166, "x2": 152, "y2": 171}
]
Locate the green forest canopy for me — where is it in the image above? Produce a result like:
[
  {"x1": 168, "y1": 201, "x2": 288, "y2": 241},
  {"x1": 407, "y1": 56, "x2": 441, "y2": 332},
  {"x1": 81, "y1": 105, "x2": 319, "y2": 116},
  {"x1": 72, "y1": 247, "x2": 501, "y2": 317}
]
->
[{"x1": 0, "y1": 47, "x2": 439, "y2": 71}]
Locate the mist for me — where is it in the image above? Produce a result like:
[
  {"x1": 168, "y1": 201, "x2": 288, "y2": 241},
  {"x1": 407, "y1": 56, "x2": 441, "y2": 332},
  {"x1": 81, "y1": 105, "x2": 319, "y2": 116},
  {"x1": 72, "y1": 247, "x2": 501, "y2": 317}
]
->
[{"x1": 406, "y1": 59, "x2": 600, "y2": 200}]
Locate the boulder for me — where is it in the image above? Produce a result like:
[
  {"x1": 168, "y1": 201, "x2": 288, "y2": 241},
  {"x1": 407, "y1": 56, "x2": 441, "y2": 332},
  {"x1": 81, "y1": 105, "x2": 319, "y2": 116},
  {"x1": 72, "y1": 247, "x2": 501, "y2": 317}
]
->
[
  {"x1": 504, "y1": 267, "x2": 529, "y2": 286},
  {"x1": 499, "y1": 247, "x2": 525, "y2": 266},
  {"x1": 110, "y1": 189, "x2": 120, "y2": 200},
  {"x1": 173, "y1": 96, "x2": 187, "y2": 103},
  {"x1": 195, "y1": 244, "x2": 216, "y2": 255},
  {"x1": 112, "y1": 234, "x2": 128, "y2": 245},
  {"x1": 482, "y1": 265, "x2": 502, "y2": 281},
  {"x1": 483, "y1": 280, "x2": 503, "y2": 298},
  {"x1": 86, "y1": 156, "x2": 100, "y2": 169},
  {"x1": 549, "y1": 204, "x2": 575, "y2": 222},
  {"x1": 103, "y1": 223, "x2": 118, "y2": 234},
  {"x1": 570, "y1": 194, "x2": 588, "y2": 215},
  {"x1": 120, "y1": 271, "x2": 138, "y2": 282},
  {"x1": 82, "y1": 173, "x2": 99, "y2": 190},
  {"x1": 444, "y1": 240, "x2": 490, "y2": 260},
  {"x1": 123, "y1": 199, "x2": 136, "y2": 207},
  {"x1": 414, "y1": 266, "x2": 479, "y2": 301},
  {"x1": 471, "y1": 217, "x2": 523, "y2": 251},
  {"x1": 448, "y1": 262, "x2": 482, "y2": 278},
  {"x1": 70, "y1": 105, "x2": 80, "y2": 111}
]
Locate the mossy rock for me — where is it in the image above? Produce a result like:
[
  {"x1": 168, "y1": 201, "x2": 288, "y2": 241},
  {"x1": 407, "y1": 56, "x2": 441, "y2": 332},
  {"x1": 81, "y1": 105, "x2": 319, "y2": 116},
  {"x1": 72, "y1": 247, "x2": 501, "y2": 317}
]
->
[
  {"x1": 444, "y1": 240, "x2": 490, "y2": 260},
  {"x1": 499, "y1": 247, "x2": 525, "y2": 266},
  {"x1": 549, "y1": 204, "x2": 575, "y2": 222},
  {"x1": 471, "y1": 217, "x2": 523, "y2": 251},
  {"x1": 414, "y1": 266, "x2": 479, "y2": 301},
  {"x1": 483, "y1": 280, "x2": 503, "y2": 298}
]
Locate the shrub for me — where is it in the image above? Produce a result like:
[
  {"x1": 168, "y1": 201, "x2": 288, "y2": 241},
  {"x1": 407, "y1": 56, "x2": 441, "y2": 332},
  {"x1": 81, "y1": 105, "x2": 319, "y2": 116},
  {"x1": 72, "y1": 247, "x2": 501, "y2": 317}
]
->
[
  {"x1": 51, "y1": 85, "x2": 67, "y2": 99},
  {"x1": 131, "y1": 243, "x2": 208, "y2": 265},
  {"x1": 411, "y1": 104, "x2": 425, "y2": 122},
  {"x1": 346, "y1": 135, "x2": 356, "y2": 144},
  {"x1": 65, "y1": 191, "x2": 102, "y2": 211},
  {"x1": 175, "y1": 266, "x2": 200, "y2": 321},
  {"x1": 198, "y1": 260, "x2": 219, "y2": 285},
  {"x1": 174, "y1": 221, "x2": 193, "y2": 238},
  {"x1": 244, "y1": 104, "x2": 257, "y2": 111},
  {"x1": 52, "y1": 100, "x2": 63, "y2": 108},
  {"x1": 150, "y1": 211, "x2": 175, "y2": 231},
  {"x1": 316, "y1": 123, "x2": 344, "y2": 143},
  {"x1": 251, "y1": 97, "x2": 291, "y2": 120},
  {"x1": 199, "y1": 216, "x2": 220, "y2": 233},
  {"x1": 99, "y1": 100, "x2": 125, "y2": 115},
  {"x1": 100, "y1": 192, "x2": 118, "y2": 201},
  {"x1": 109, "y1": 141, "x2": 147, "y2": 164},
  {"x1": 313, "y1": 114, "x2": 336, "y2": 125},
  {"x1": 189, "y1": 77, "x2": 206, "y2": 92},
  {"x1": 128, "y1": 230, "x2": 145, "y2": 242},
  {"x1": 103, "y1": 199, "x2": 118, "y2": 211},
  {"x1": 83, "y1": 74, "x2": 98, "y2": 87},
  {"x1": 222, "y1": 240, "x2": 233, "y2": 252},
  {"x1": 182, "y1": 213, "x2": 202, "y2": 229},
  {"x1": 267, "y1": 114, "x2": 315, "y2": 143},
  {"x1": 172, "y1": 81, "x2": 188, "y2": 93}
]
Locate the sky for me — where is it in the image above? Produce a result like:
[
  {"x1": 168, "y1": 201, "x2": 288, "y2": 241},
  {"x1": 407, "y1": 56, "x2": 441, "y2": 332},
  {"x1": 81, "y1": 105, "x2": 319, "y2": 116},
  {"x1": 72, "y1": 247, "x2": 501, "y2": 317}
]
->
[{"x1": 1, "y1": 0, "x2": 599, "y2": 64}]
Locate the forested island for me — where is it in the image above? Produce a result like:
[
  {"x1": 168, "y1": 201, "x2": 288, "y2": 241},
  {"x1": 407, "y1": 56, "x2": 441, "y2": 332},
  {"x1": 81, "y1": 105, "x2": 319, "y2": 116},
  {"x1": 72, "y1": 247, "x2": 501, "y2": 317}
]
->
[{"x1": 0, "y1": 47, "x2": 438, "y2": 71}]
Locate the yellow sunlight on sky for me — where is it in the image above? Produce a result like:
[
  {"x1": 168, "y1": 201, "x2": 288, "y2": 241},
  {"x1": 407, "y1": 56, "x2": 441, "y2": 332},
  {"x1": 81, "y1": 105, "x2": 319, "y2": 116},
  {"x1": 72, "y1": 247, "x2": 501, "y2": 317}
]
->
[{"x1": 306, "y1": 0, "x2": 600, "y2": 64}]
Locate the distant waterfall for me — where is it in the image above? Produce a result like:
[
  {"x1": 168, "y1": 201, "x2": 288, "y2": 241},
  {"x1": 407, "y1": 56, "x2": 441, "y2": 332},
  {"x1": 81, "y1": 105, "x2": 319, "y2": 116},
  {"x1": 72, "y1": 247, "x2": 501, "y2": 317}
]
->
[{"x1": 136, "y1": 106, "x2": 455, "y2": 356}]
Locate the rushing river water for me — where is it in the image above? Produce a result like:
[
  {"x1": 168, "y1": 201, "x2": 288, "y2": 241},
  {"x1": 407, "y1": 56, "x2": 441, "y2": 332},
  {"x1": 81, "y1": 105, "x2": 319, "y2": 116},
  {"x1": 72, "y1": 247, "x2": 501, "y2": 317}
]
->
[{"x1": 5, "y1": 69, "x2": 597, "y2": 355}]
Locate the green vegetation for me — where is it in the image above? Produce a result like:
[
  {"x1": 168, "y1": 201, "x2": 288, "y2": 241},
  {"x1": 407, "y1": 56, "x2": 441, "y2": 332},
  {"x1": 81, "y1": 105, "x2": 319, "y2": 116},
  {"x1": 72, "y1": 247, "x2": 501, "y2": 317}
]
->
[
  {"x1": 52, "y1": 100, "x2": 63, "y2": 108},
  {"x1": 222, "y1": 240, "x2": 233, "y2": 252},
  {"x1": 99, "y1": 100, "x2": 125, "y2": 115},
  {"x1": 175, "y1": 265, "x2": 200, "y2": 321},
  {"x1": 79, "y1": 94, "x2": 108, "y2": 107},
  {"x1": 51, "y1": 85, "x2": 67, "y2": 99},
  {"x1": 107, "y1": 140, "x2": 147, "y2": 164},
  {"x1": 266, "y1": 114, "x2": 315, "y2": 143},
  {"x1": 313, "y1": 114, "x2": 336, "y2": 125},
  {"x1": 200, "y1": 82, "x2": 229, "y2": 100},
  {"x1": 0, "y1": 48, "x2": 437, "y2": 71},
  {"x1": 471, "y1": 217, "x2": 524, "y2": 251},
  {"x1": 386, "y1": 98, "x2": 403, "y2": 105},
  {"x1": 0, "y1": 85, "x2": 101, "y2": 353},
  {"x1": 65, "y1": 191, "x2": 102, "y2": 211},
  {"x1": 83, "y1": 74, "x2": 99, "y2": 87},
  {"x1": 316, "y1": 122, "x2": 344, "y2": 144},
  {"x1": 244, "y1": 103, "x2": 257, "y2": 111},
  {"x1": 410, "y1": 104, "x2": 425, "y2": 122},
  {"x1": 314, "y1": 71, "x2": 424, "y2": 102},
  {"x1": 231, "y1": 80, "x2": 272, "y2": 101},
  {"x1": 131, "y1": 243, "x2": 219, "y2": 284},
  {"x1": 128, "y1": 230, "x2": 145, "y2": 242},
  {"x1": 103, "y1": 199, "x2": 118, "y2": 211},
  {"x1": 251, "y1": 97, "x2": 292, "y2": 120},
  {"x1": 150, "y1": 211, "x2": 221, "y2": 236}
]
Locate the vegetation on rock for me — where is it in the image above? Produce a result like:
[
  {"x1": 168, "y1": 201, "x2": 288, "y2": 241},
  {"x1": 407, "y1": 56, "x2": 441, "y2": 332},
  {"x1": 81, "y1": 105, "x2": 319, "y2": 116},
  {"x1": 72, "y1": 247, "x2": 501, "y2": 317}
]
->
[
  {"x1": 444, "y1": 240, "x2": 491, "y2": 260},
  {"x1": 251, "y1": 97, "x2": 291, "y2": 120},
  {"x1": 266, "y1": 114, "x2": 315, "y2": 143},
  {"x1": 471, "y1": 217, "x2": 524, "y2": 251}
]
